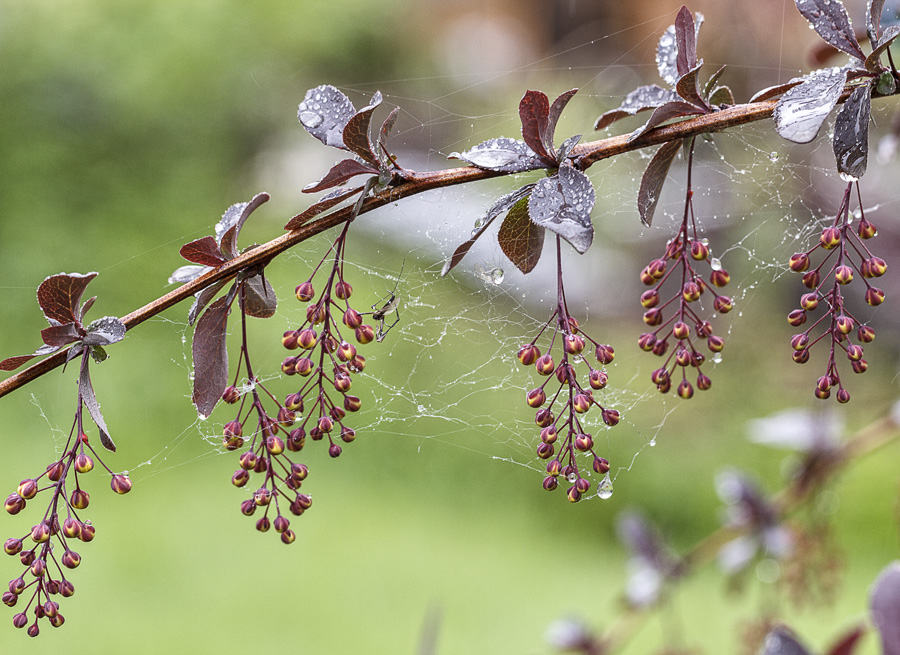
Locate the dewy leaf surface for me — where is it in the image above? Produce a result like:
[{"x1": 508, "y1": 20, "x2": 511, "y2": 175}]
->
[
  {"x1": 528, "y1": 166, "x2": 594, "y2": 254},
  {"x1": 497, "y1": 196, "x2": 545, "y2": 274},
  {"x1": 657, "y1": 25, "x2": 679, "y2": 85},
  {"x1": 342, "y1": 91, "x2": 383, "y2": 165},
  {"x1": 833, "y1": 82, "x2": 873, "y2": 179},
  {"x1": 37, "y1": 272, "x2": 98, "y2": 326},
  {"x1": 449, "y1": 137, "x2": 543, "y2": 172},
  {"x1": 545, "y1": 88, "x2": 578, "y2": 152},
  {"x1": 796, "y1": 0, "x2": 865, "y2": 60},
  {"x1": 191, "y1": 296, "x2": 231, "y2": 418},
  {"x1": 79, "y1": 361, "x2": 116, "y2": 452},
  {"x1": 40, "y1": 323, "x2": 83, "y2": 348},
  {"x1": 180, "y1": 236, "x2": 227, "y2": 267},
  {"x1": 297, "y1": 84, "x2": 357, "y2": 149},
  {"x1": 217, "y1": 193, "x2": 269, "y2": 259},
  {"x1": 302, "y1": 159, "x2": 378, "y2": 193},
  {"x1": 638, "y1": 140, "x2": 682, "y2": 226},
  {"x1": 82, "y1": 316, "x2": 127, "y2": 346},
  {"x1": 871, "y1": 561, "x2": 900, "y2": 655},
  {"x1": 869, "y1": 0, "x2": 887, "y2": 45},
  {"x1": 594, "y1": 85, "x2": 680, "y2": 130},
  {"x1": 674, "y1": 6, "x2": 698, "y2": 77},
  {"x1": 774, "y1": 67, "x2": 848, "y2": 144},
  {"x1": 285, "y1": 186, "x2": 365, "y2": 230}
]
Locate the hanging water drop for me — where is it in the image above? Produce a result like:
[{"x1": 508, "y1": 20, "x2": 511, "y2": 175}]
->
[
  {"x1": 713, "y1": 352, "x2": 723, "y2": 364},
  {"x1": 710, "y1": 257, "x2": 722, "y2": 271},
  {"x1": 490, "y1": 268, "x2": 505, "y2": 284},
  {"x1": 597, "y1": 473, "x2": 613, "y2": 499},
  {"x1": 768, "y1": 151, "x2": 779, "y2": 163},
  {"x1": 566, "y1": 472, "x2": 578, "y2": 484}
]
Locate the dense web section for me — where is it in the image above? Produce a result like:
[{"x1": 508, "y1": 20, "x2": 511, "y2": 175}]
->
[{"x1": 125, "y1": 10, "x2": 900, "y2": 501}]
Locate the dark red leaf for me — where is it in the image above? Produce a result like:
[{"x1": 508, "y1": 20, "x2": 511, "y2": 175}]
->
[
  {"x1": 378, "y1": 106, "x2": 401, "y2": 166},
  {"x1": 796, "y1": 0, "x2": 865, "y2": 60},
  {"x1": 285, "y1": 186, "x2": 365, "y2": 230},
  {"x1": 0, "y1": 355, "x2": 40, "y2": 371},
  {"x1": 708, "y1": 85, "x2": 735, "y2": 106},
  {"x1": 240, "y1": 275, "x2": 277, "y2": 319},
  {"x1": 41, "y1": 323, "x2": 84, "y2": 348},
  {"x1": 79, "y1": 296, "x2": 96, "y2": 323},
  {"x1": 191, "y1": 296, "x2": 232, "y2": 418},
  {"x1": 825, "y1": 626, "x2": 866, "y2": 655},
  {"x1": 866, "y1": 25, "x2": 900, "y2": 71},
  {"x1": 594, "y1": 85, "x2": 680, "y2": 130},
  {"x1": 675, "y1": 63, "x2": 710, "y2": 110},
  {"x1": 629, "y1": 101, "x2": 706, "y2": 142},
  {"x1": 545, "y1": 89, "x2": 578, "y2": 153},
  {"x1": 638, "y1": 140, "x2": 682, "y2": 227},
  {"x1": 750, "y1": 79, "x2": 805, "y2": 103},
  {"x1": 518, "y1": 90, "x2": 554, "y2": 164},
  {"x1": 869, "y1": 0, "x2": 887, "y2": 45},
  {"x1": 303, "y1": 159, "x2": 378, "y2": 194},
  {"x1": 180, "y1": 236, "x2": 226, "y2": 267},
  {"x1": 497, "y1": 197, "x2": 545, "y2": 274},
  {"x1": 188, "y1": 279, "x2": 230, "y2": 327},
  {"x1": 833, "y1": 82, "x2": 873, "y2": 179},
  {"x1": 675, "y1": 6, "x2": 698, "y2": 77},
  {"x1": 871, "y1": 561, "x2": 900, "y2": 655},
  {"x1": 218, "y1": 193, "x2": 270, "y2": 260},
  {"x1": 342, "y1": 91, "x2": 382, "y2": 166},
  {"x1": 37, "y1": 272, "x2": 98, "y2": 326},
  {"x1": 79, "y1": 360, "x2": 116, "y2": 452}
]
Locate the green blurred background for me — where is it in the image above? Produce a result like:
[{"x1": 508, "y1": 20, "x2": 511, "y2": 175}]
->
[{"x1": 2, "y1": 0, "x2": 900, "y2": 653}]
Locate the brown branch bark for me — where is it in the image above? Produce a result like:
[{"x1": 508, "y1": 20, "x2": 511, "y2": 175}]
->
[{"x1": 0, "y1": 97, "x2": 811, "y2": 400}]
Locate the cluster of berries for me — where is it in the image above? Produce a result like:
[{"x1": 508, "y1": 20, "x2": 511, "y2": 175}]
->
[
  {"x1": 518, "y1": 305, "x2": 619, "y2": 503},
  {"x1": 787, "y1": 182, "x2": 885, "y2": 402},
  {"x1": 3, "y1": 429, "x2": 130, "y2": 636}
]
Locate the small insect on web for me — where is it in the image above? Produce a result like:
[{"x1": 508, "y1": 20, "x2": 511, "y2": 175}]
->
[{"x1": 363, "y1": 259, "x2": 405, "y2": 342}]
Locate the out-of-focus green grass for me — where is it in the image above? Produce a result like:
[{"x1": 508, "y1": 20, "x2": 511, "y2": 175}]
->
[{"x1": 1, "y1": 2, "x2": 899, "y2": 653}]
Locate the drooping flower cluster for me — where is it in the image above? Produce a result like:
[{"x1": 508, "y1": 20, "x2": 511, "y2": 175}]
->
[
  {"x1": 787, "y1": 181, "x2": 885, "y2": 403},
  {"x1": 637, "y1": 140, "x2": 732, "y2": 399},
  {"x1": 3, "y1": 358, "x2": 131, "y2": 636},
  {"x1": 517, "y1": 239, "x2": 618, "y2": 503},
  {"x1": 282, "y1": 221, "x2": 373, "y2": 461}
]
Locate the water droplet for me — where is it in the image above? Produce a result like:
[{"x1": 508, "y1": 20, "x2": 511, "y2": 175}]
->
[
  {"x1": 710, "y1": 257, "x2": 722, "y2": 271},
  {"x1": 566, "y1": 472, "x2": 578, "y2": 483},
  {"x1": 299, "y1": 111, "x2": 323, "y2": 129},
  {"x1": 490, "y1": 268, "x2": 505, "y2": 284},
  {"x1": 649, "y1": 438, "x2": 656, "y2": 447},
  {"x1": 417, "y1": 404, "x2": 426, "y2": 413},
  {"x1": 572, "y1": 355, "x2": 584, "y2": 364},
  {"x1": 768, "y1": 151, "x2": 779, "y2": 162},
  {"x1": 839, "y1": 172, "x2": 858, "y2": 183},
  {"x1": 713, "y1": 353, "x2": 723, "y2": 363},
  {"x1": 597, "y1": 473, "x2": 613, "y2": 499},
  {"x1": 473, "y1": 218, "x2": 485, "y2": 229}
]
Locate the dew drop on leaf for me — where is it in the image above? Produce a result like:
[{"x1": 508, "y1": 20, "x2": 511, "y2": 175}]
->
[{"x1": 299, "y1": 111, "x2": 323, "y2": 129}]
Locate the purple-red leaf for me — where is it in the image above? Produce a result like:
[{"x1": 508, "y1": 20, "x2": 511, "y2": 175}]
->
[
  {"x1": 796, "y1": 0, "x2": 865, "y2": 60},
  {"x1": 528, "y1": 167, "x2": 594, "y2": 254},
  {"x1": 675, "y1": 63, "x2": 710, "y2": 110},
  {"x1": 168, "y1": 265, "x2": 210, "y2": 286},
  {"x1": 833, "y1": 82, "x2": 873, "y2": 179},
  {"x1": 180, "y1": 236, "x2": 226, "y2": 267},
  {"x1": 40, "y1": 323, "x2": 83, "y2": 348},
  {"x1": 79, "y1": 361, "x2": 116, "y2": 452},
  {"x1": 217, "y1": 192, "x2": 270, "y2": 260},
  {"x1": 871, "y1": 561, "x2": 900, "y2": 655},
  {"x1": 285, "y1": 186, "x2": 365, "y2": 231},
  {"x1": 866, "y1": 25, "x2": 900, "y2": 71},
  {"x1": 79, "y1": 296, "x2": 96, "y2": 323},
  {"x1": 440, "y1": 184, "x2": 535, "y2": 277},
  {"x1": 775, "y1": 67, "x2": 848, "y2": 144},
  {"x1": 82, "y1": 316, "x2": 127, "y2": 346},
  {"x1": 629, "y1": 101, "x2": 706, "y2": 142},
  {"x1": 298, "y1": 84, "x2": 356, "y2": 149},
  {"x1": 240, "y1": 275, "x2": 277, "y2": 319},
  {"x1": 1, "y1": 354, "x2": 40, "y2": 371},
  {"x1": 546, "y1": 89, "x2": 578, "y2": 152},
  {"x1": 869, "y1": 0, "x2": 888, "y2": 45},
  {"x1": 449, "y1": 137, "x2": 543, "y2": 172},
  {"x1": 188, "y1": 279, "x2": 230, "y2": 327},
  {"x1": 37, "y1": 272, "x2": 98, "y2": 327},
  {"x1": 342, "y1": 91, "x2": 382, "y2": 166},
  {"x1": 595, "y1": 85, "x2": 680, "y2": 130},
  {"x1": 825, "y1": 626, "x2": 866, "y2": 655},
  {"x1": 761, "y1": 627, "x2": 813, "y2": 655},
  {"x1": 675, "y1": 6, "x2": 698, "y2": 77},
  {"x1": 303, "y1": 159, "x2": 378, "y2": 194},
  {"x1": 497, "y1": 197, "x2": 545, "y2": 274},
  {"x1": 750, "y1": 79, "x2": 805, "y2": 103},
  {"x1": 519, "y1": 90, "x2": 554, "y2": 164},
  {"x1": 638, "y1": 140, "x2": 682, "y2": 227},
  {"x1": 191, "y1": 296, "x2": 231, "y2": 418},
  {"x1": 378, "y1": 106, "x2": 401, "y2": 166}
]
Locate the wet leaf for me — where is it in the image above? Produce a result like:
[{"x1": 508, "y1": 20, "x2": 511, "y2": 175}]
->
[
  {"x1": 179, "y1": 236, "x2": 226, "y2": 267},
  {"x1": 866, "y1": 25, "x2": 900, "y2": 71},
  {"x1": 285, "y1": 185, "x2": 365, "y2": 230},
  {"x1": 796, "y1": 0, "x2": 865, "y2": 60},
  {"x1": 775, "y1": 67, "x2": 848, "y2": 144},
  {"x1": 871, "y1": 561, "x2": 900, "y2": 655},
  {"x1": 657, "y1": 25, "x2": 679, "y2": 85},
  {"x1": 825, "y1": 626, "x2": 866, "y2": 655},
  {"x1": 188, "y1": 279, "x2": 230, "y2": 327},
  {"x1": 377, "y1": 106, "x2": 400, "y2": 166},
  {"x1": 675, "y1": 6, "x2": 698, "y2": 77},
  {"x1": 79, "y1": 361, "x2": 116, "y2": 452},
  {"x1": 833, "y1": 82, "x2": 872, "y2": 178},
  {"x1": 37, "y1": 272, "x2": 98, "y2": 326},
  {"x1": 297, "y1": 84, "x2": 356, "y2": 149},
  {"x1": 556, "y1": 134, "x2": 582, "y2": 164},
  {"x1": 240, "y1": 275, "x2": 277, "y2": 319},
  {"x1": 546, "y1": 88, "x2": 578, "y2": 153},
  {"x1": 703, "y1": 64, "x2": 727, "y2": 99},
  {"x1": 302, "y1": 159, "x2": 378, "y2": 193},
  {"x1": 519, "y1": 89, "x2": 554, "y2": 163},
  {"x1": 191, "y1": 296, "x2": 231, "y2": 418},
  {"x1": 440, "y1": 184, "x2": 535, "y2": 276},
  {"x1": 675, "y1": 63, "x2": 709, "y2": 109},
  {"x1": 79, "y1": 296, "x2": 96, "y2": 323},
  {"x1": 750, "y1": 79, "x2": 805, "y2": 102},
  {"x1": 869, "y1": 0, "x2": 887, "y2": 45},
  {"x1": 708, "y1": 85, "x2": 735, "y2": 106},
  {"x1": 638, "y1": 139, "x2": 682, "y2": 226},
  {"x1": 1, "y1": 353, "x2": 44, "y2": 372},
  {"x1": 448, "y1": 137, "x2": 543, "y2": 172},
  {"x1": 168, "y1": 265, "x2": 210, "y2": 286},
  {"x1": 528, "y1": 167, "x2": 594, "y2": 254},
  {"x1": 594, "y1": 85, "x2": 680, "y2": 130},
  {"x1": 497, "y1": 197, "x2": 545, "y2": 274},
  {"x1": 217, "y1": 193, "x2": 269, "y2": 259},
  {"x1": 629, "y1": 101, "x2": 706, "y2": 142},
  {"x1": 82, "y1": 316, "x2": 127, "y2": 346},
  {"x1": 761, "y1": 627, "x2": 813, "y2": 655},
  {"x1": 342, "y1": 91, "x2": 382, "y2": 166},
  {"x1": 40, "y1": 323, "x2": 83, "y2": 348},
  {"x1": 89, "y1": 345, "x2": 107, "y2": 364}
]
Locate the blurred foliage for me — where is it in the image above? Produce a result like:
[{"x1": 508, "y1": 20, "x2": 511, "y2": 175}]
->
[{"x1": 1, "y1": 1, "x2": 899, "y2": 654}]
